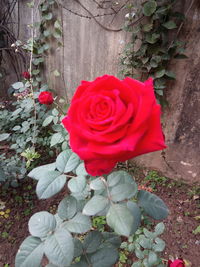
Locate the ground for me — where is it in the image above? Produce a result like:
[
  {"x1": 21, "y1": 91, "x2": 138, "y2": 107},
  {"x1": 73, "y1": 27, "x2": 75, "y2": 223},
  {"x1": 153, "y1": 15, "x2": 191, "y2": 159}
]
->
[{"x1": 0, "y1": 166, "x2": 199, "y2": 267}]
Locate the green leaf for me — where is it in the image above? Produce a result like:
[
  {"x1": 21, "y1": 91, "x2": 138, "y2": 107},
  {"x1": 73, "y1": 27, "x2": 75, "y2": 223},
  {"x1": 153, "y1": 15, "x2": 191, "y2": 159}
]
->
[
  {"x1": 58, "y1": 196, "x2": 77, "y2": 220},
  {"x1": 162, "y1": 21, "x2": 177, "y2": 29},
  {"x1": 33, "y1": 57, "x2": 44, "y2": 65},
  {"x1": 83, "y1": 231, "x2": 103, "y2": 253},
  {"x1": 42, "y1": 116, "x2": 53, "y2": 127},
  {"x1": 155, "y1": 222, "x2": 165, "y2": 235},
  {"x1": 135, "y1": 248, "x2": 145, "y2": 259},
  {"x1": 131, "y1": 261, "x2": 142, "y2": 267},
  {"x1": 83, "y1": 195, "x2": 109, "y2": 216},
  {"x1": 62, "y1": 212, "x2": 91, "y2": 234},
  {"x1": 174, "y1": 54, "x2": 188, "y2": 59},
  {"x1": 102, "y1": 232, "x2": 121, "y2": 248},
  {"x1": 127, "y1": 201, "x2": 141, "y2": 234},
  {"x1": 68, "y1": 176, "x2": 86, "y2": 193},
  {"x1": 28, "y1": 163, "x2": 56, "y2": 180},
  {"x1": 165, "y1": 71, "x2": 176, "y2": 79},
  {"x1": 15, "y1": 236, "x2": 44, "y2": 267},
  {"x1": 148, "y1": 251, "x2": 158, "y2": 266},
  {"x1": 155, "y1": 69, "x2": 165, "y2": 78},
  {"x1": 53, "y1": 29, "x2": 62, "y2": 39},
  {"x1": 12, "y1": 82, "x2": 24, "y2": 89},
  {"x1": 90, "y1": 178, "x2": 105, "y2": 190},
  {"x1": 73, "y1": 238, "x2": 83, "y2": 257},
  {"x1": 107, "y1": 171, "x2": 122, "y2": 187},
  {"x1": 36, "y1": 171, "x2": 66, "y2": 199},
  {"x1": 43, "y1": 30, "x2": 51, "y2": 37},
  {"x1": 143, "y1": 1, "x2": 157, "y2": 16},
  {"x1": 145, "y1": 33, "x2": 160, "y2": 44},
  {"x1": 53, "y1": 69, "x2": 60, "y2": 77},
  {"x1": 65, "y1": 153, "x2": 80, "y2": 173},
  {"x1": 138, "y1": 190, "x2": 169, "y2": 220},
  {"x1": 54, "y1": 20, "x2": 62, "y2": 30},
  {"x1": 143, "y1": 23, "x2": 153, "y2": 32},
  {"x1": 110, "y1": 183, "x2": 137, "y2": 202},
  {"x1": 32, "y1": 69, "x2": 40, "y2": 75},
  {"x1": 89, "y1": 247, "x2": 119, "y2": 267},
  {"x1": 43, "y1": 43, "x2": 50, "y2": 51},
  {"x1": 56, "y1": 150, "x2": 80, "y2": 173},
  {"x1": 50, "y1": 132, "x2": 65, "y2": 147},
  {"x1": 0, "y1": 133, "x2": 10, "y2": 141},
  {"x1": 44, "y1": 228, "x2": 74, "y2": 266},
  {"x1": 76, "y1": 163, "x2": 88, "y2": 176},
  {"x1": 152, "y1": 237, "x2": 165, "y2": 252},
  {"x1": 107, "y1": 170, "x2": 135, "y2": 187},
  {"x1": 28, "y1": 211, "x2": 56, "y2": 238},
  {"x1": 56, "y1": 150, "x2": 72, "y2": 172},
  {"x1": 106, "y1": 204, "x2": 134, "y2": 236},
  {"x1": 138, "y1": 236, "x2": 152, "y2": 249},
  {"x1": 43, "y1": 12, "x2": 53, "y2": 20}
]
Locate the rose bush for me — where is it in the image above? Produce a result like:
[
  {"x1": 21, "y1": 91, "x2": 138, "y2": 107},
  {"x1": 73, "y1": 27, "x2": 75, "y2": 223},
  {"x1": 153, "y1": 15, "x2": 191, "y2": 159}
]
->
[
  {"x1": 62, "y1": 75, "x2": 166, "y2": 176},
  {"x1": 38, "y1": 91, "x2": 54, "y2": 105},
  {"x1": 168, "y1": 259, "x2": 185, "y2": 267}
]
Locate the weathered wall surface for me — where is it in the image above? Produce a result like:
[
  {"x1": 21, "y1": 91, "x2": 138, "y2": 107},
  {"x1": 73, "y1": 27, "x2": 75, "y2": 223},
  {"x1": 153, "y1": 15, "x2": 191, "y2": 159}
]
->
[
  {"x1": 134, "y1": 0, "x2": 200, "y2": 184},
  {"x1": 45, "y1": 0, "x2": 130, "y2": 98},
  {"x1": 3, "y1": 0, "x2": 200, "y2": 184}
]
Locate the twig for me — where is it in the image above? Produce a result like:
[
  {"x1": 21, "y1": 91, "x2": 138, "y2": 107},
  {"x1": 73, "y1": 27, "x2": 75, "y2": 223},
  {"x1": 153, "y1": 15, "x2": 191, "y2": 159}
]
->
[
  {"x1": 168, "y1": 0, "x2": 196, "y2": 50},
  {"x1": 75, "y1": 0, "x2": 122, "y2": 32}
]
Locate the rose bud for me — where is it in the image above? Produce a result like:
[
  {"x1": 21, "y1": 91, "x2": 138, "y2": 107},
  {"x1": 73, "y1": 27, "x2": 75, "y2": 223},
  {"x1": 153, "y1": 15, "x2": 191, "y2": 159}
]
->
[
  {"x1": 62, "y1": 75, "x2": 166, "y2": 176},
  {"x1": 168, "y1": 259, "x2": 185, "y2": 267},
  {"x1": 22, "y1": 71, "x2": 31, "y2": 80},
  {"x1": 38, "y1": 91, "x2": 54, "y2": 105}
]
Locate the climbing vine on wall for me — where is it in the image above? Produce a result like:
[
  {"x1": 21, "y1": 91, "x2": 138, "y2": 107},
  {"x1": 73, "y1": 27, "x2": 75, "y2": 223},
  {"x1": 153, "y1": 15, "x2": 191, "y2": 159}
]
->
[{"x1": 120, "y1": 0, "x2": 187, "y2": 104}]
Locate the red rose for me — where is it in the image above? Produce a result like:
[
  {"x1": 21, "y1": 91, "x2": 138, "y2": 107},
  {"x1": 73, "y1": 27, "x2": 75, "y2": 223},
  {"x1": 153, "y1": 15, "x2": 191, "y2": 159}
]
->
[
  {"x1": 62, "y1": 75, "x2": 166, "y2": 176},
  {"x1": 168, "y1": 259, "x2": 185, "y2": 267},
  {"x1": 38, "y1": 91, "x2": 54, "y2": 105},
  {"x1": 22, "y1": 71, "x2": 31, "y2": 80}
]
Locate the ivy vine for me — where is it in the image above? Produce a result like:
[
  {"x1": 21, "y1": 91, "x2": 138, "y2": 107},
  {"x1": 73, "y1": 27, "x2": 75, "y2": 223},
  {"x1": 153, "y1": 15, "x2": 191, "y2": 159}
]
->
[{"x1": 120, "y1": 0, "x2": 187, "y2": 104}]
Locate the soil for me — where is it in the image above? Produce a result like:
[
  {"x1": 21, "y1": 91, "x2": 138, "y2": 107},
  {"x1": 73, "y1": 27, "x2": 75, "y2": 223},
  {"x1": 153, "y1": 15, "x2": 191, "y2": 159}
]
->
[{"x1": 0, "y1": 170, "x2": 199, "y2": 267}]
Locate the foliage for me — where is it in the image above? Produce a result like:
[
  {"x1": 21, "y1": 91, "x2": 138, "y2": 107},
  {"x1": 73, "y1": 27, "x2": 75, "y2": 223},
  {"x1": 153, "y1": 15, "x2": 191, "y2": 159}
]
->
[
  {"x1": 120, "y1": 223, "x2": 166, "y2": 267},
  {"x1": 0, "y1": 0, "x2": 64, "y2": 185},
  {"x1": 0, "y1": 92, "x2": 52, "y2": 184},
  {"x1": 121, "y1": 0, "x2": 186, "y2": 103},
  {"x1": 15, "y1": 148, "x2": 169, "y2": 267}
]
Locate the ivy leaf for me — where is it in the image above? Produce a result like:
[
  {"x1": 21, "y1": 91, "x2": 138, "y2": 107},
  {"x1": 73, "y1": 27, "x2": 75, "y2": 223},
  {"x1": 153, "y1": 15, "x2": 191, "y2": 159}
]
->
[
  {"x1": 162, "y1": 21, "x2": 177, "y2": 29},
  {"x1": 155, "y1": 69, "x2": 165, "y2": 78},
  {"x1": 43, "y1": 12, "x2": 53, "y2": 21},
  {"x1": 143, "y1": 23, "x2": 153, "y2": 32},
  {"x1": 145, "y1": 33, "x2": 160, "y2": 44},
  {"x1": 143, "y1": 1, "x2": 157, "y2": 16},
  {"x1": 165, "y1": 71, "x2": 176, "y2": 79}
]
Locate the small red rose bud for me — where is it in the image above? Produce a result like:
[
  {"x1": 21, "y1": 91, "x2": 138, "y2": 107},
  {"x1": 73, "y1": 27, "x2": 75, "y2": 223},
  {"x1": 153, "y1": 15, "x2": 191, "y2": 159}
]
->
[
  {"x1": 22, "y1": 71, "x2": 31, "y2": 80},
  {"x1": 38, "y1": 91, "x2": 54, "y2": 105}
]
